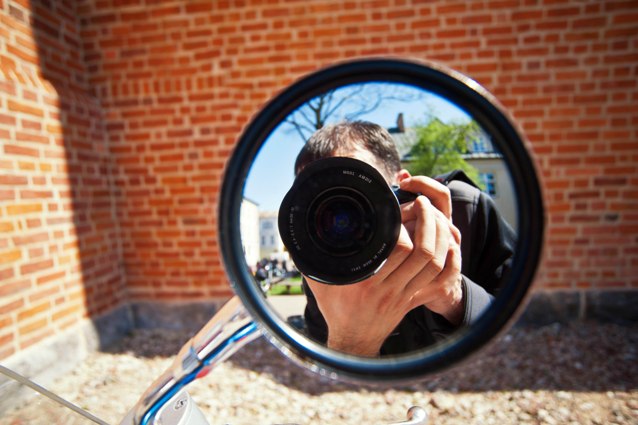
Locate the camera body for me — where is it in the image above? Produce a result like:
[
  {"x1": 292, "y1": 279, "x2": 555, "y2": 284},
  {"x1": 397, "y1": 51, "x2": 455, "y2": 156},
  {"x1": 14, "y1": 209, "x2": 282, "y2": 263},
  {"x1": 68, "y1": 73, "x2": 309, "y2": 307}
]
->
[{"x1": 278, "y1": 157, "x2": 417, "y2": 285}]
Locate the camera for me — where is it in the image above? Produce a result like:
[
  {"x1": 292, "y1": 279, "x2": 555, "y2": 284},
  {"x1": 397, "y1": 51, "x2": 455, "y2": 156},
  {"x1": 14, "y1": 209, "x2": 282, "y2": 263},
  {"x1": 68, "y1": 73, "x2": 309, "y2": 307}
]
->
[{"x1": 278, "y1": 157, "x2": 417, "y2": 285}]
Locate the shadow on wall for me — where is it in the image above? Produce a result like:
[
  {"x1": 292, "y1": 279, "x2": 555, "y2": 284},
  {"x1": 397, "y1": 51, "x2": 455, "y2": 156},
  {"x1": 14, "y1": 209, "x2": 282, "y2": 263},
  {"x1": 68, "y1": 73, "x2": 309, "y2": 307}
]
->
[{"x1": 28, "y1": 1, "x2": 130, "y2": 350}]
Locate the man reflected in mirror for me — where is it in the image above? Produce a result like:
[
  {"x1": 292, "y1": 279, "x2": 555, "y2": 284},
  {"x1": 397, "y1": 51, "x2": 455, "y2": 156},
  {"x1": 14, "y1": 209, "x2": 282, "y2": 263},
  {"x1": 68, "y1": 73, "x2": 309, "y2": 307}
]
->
[{"x1": 295, "y1": 121, "x2": 516, "y2": 357}]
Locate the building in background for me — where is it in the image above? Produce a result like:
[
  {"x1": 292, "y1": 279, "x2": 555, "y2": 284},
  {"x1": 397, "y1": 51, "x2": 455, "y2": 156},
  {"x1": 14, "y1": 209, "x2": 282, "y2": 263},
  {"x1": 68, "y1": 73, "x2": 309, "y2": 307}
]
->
[
  {"x1": 389, "y1": 114, "x2": 517, "y2": 229},
  {"x1": 240, "y1": 198, "x2": 260, "y2": 270},
  {"x1": 462, "y1": 124, "x2": 517, "y2": 229},
  {"x1": 464, "y1": 146, "x2": 517, "y2": 230},
  {"x1": 259, "y1": 211, "x2": 288, "y2": 263},
  {"x1": 239, "y1": 204, "x2": 291, "y2": 271}
]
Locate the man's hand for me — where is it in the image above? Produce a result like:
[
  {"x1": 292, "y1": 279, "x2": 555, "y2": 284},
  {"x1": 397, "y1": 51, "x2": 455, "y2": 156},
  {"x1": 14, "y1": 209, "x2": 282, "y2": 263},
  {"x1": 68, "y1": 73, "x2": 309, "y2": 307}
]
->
[
  {"x1": 399, "y1": 175, "x2": 464, "y2": 323},
  {"x1": 305, "y1": 174, "x2": 464, "y2": 356}
]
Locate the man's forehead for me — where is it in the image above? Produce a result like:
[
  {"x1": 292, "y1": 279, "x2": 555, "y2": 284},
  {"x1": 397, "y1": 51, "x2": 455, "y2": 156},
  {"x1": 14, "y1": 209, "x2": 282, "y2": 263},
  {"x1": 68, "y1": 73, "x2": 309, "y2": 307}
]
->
[{"x1": 333, "y1": 145, "x2": 379, "y2": 166}]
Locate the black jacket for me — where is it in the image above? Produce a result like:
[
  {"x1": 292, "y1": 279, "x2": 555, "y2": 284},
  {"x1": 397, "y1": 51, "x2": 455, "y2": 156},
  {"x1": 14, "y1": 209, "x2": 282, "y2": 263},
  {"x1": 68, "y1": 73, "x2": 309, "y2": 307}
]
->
[{"x1": 303, "y1": 173, "x2": 517, "y2": 355}]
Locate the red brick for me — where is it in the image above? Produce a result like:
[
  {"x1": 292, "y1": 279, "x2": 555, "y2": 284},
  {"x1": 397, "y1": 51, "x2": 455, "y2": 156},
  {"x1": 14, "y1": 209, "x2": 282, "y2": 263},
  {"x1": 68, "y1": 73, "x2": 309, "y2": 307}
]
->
[
  {"x1": 4, "y1": 144, "x2": 39, "y2": 157},
  {"x1": 17, "y1": 301, "x2": 50, "y2": 322},
  {"x1": 6, "y1": 203, "x2": 43, "y2": 215},
  {"x1": 0, "y1": 113, "x2": 17, "y2": 125},
  {"x1": 0, "y1": 298, "x2": 24, "y2": 315},
  {"x1": 12, "y1": 232, "x2": 49, "y2": 246},
  {"x1": 7, "y1": 100, "x2": 44, "y2": 117},
  {"x1": 20, "y1": 259, "x2": 54, "y2": 275},
  {"x1": 437, "y1": 3, "x2": 468, "y2": 14},
  {"x1": 0, "y1": 249, "x2": 22, "y2": 265},
  {"x1": 185, "y1": 3, "x2": 213, "y2": 14},
  {"x1": 18, "y1": 317, "x2": 48, "y2": 336}
]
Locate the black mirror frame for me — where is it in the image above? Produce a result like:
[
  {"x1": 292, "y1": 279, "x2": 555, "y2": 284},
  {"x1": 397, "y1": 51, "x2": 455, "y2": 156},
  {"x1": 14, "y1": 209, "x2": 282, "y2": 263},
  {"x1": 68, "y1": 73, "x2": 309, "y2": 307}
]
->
[{"x1": 219, "y1": 58, "x2": 545, "y2": 383}]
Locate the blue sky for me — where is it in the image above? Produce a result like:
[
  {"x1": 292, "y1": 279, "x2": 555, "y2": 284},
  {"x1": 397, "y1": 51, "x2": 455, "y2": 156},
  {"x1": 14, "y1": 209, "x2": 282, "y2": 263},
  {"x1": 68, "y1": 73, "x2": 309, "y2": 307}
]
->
[{"x1": 243, "y1": 82, "x2": 471, "y2": 212}]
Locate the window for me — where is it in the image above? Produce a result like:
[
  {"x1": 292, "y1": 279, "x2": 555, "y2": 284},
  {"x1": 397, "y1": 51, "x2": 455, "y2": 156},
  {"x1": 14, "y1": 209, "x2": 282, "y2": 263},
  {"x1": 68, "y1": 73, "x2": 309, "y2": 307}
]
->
[
  {"x1": 480, "y1": 172, "x2": 497, "y2": 196},
  {"x1": 471, "y1": 136, "x2": 491, "y2": 153},
  {"x1": 262, "y1": 221, "x2": 273, "y2": 230}
]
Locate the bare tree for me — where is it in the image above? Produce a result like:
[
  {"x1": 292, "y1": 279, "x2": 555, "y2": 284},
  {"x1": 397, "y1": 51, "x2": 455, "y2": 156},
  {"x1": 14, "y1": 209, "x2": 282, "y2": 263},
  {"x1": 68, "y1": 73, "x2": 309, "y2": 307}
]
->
[{"x1": 284, "y1": 83, "x2": 424, "y2": 142}]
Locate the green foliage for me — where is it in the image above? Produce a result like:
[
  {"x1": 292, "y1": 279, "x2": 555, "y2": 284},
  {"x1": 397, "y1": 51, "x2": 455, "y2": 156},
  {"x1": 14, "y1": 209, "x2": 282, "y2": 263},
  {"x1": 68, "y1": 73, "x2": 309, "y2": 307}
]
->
[
  {"x1": 267, "y1": 278, "x2": 304, "y2": 296},
  {"x1": 407, "y1": 119, "x2": 484, "y2": 189}
]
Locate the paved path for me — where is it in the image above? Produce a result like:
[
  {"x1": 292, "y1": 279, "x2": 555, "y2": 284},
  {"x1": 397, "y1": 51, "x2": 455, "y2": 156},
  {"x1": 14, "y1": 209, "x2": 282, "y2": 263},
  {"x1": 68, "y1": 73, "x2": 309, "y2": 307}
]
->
[{"x1": 267, "y1": 294, "x2": 306, "y2": 319}]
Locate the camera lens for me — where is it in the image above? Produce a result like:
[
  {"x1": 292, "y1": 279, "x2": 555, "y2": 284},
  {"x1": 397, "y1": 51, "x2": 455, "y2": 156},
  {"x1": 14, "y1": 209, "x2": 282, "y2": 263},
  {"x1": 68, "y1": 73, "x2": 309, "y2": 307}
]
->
[
  {"x1": 308, "y1": 188, "x2": 374, "y2": 257},
  {"x1": 278, "y1": 157, "x2": 402, "y2": 284}
]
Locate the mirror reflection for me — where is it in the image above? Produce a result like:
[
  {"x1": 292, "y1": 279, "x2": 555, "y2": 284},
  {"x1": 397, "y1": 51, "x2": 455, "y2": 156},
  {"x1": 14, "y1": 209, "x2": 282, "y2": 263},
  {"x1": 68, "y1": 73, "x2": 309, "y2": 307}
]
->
[{"x1": 241, "y1": 82, "x2": 517, "y2": 358}]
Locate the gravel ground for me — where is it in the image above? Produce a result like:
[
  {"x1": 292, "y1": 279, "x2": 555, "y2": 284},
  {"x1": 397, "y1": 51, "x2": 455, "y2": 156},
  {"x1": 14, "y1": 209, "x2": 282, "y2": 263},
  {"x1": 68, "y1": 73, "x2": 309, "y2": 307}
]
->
[{"x1": 5, "y1": 321, "x2": 638, "y2": 425}]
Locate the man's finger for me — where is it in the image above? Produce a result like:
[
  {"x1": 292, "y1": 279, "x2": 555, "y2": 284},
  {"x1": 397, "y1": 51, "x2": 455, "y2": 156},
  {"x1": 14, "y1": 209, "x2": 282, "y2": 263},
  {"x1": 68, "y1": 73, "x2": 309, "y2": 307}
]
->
[
  {"x1": 370, "y1": 225, "x2": 413, "y2": 284},
  {"x1": 399, "y1": 176, "x2": 452, "y2": 219},
  {"x1": 387, "y1": 196, "x2": 437, "y2": 286}
]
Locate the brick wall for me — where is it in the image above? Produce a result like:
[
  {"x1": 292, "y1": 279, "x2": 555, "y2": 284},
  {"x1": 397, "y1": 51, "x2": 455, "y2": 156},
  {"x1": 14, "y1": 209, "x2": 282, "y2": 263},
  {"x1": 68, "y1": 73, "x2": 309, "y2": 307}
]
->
[
  {"x1": 1, "y1": 0, "x2": 637, "y2": 360},
  {"x1": 0, "y1": 0, "x2": 127, "y2": 360},
  {"x1": 80, "y1": 0, "x2": 638, "y2": 293}
]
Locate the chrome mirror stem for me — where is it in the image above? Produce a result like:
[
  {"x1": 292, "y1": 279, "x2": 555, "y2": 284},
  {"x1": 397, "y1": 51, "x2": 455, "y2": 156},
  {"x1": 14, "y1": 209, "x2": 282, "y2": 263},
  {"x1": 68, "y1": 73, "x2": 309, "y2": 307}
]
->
[{"x1": 120, "y1": 296, "x2": 259, "y2": 425}]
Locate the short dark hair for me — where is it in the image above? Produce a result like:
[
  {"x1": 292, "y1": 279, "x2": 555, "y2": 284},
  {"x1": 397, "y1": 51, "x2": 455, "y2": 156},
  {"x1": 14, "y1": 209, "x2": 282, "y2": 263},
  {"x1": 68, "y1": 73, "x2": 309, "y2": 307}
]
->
[{"x1": 294, "y1": 121, "x2": 402, "y2": 180}]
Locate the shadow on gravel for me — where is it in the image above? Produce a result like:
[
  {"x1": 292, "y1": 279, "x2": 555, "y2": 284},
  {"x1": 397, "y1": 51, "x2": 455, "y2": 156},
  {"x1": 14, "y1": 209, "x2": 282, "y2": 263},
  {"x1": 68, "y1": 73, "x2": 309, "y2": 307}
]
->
[
  {"x1": 227, "y1": 322, "x2": 638, "y2": 394},
  {"x1": 107, "y1": 322, "x2": 637, "y2": 395}
]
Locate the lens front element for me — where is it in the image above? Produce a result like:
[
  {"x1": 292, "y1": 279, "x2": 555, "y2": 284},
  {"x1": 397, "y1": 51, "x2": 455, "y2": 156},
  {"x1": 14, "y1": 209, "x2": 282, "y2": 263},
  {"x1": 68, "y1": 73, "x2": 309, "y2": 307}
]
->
[{"x1": 309, "y1": 188, "x2": 375, "y2": 257}]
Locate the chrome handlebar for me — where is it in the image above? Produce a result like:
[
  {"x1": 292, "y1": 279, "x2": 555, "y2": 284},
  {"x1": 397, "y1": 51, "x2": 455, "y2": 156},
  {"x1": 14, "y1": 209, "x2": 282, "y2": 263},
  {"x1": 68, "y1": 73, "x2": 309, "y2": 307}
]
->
[
  {"x1": 120, "y1": 297, "x2": 260, "y2": 425},
  {"x1": 120, "y1": 296, "x2": 429, "y2": 425}
]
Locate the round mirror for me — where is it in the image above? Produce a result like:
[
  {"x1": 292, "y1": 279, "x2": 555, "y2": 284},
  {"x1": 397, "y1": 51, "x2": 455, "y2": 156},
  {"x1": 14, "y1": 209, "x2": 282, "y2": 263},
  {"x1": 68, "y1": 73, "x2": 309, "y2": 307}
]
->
[{"x1": 219, "y1": 59, "x2": 543, "y2": 382}]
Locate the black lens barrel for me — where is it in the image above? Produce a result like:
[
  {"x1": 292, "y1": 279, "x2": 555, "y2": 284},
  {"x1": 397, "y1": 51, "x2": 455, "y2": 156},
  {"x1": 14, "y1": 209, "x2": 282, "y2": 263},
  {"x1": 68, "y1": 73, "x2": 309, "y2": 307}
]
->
[{"x1": 278, "y1": 157, "x2": 403, "y2": 285}]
